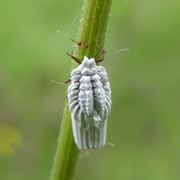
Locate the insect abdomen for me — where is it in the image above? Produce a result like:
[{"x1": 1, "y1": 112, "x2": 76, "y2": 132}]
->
[
  {"x1": 72, "y1": 120, "x2": 107, "y2": 149},
  {"x1": 67, "y1": 56, "x2": 111, "y2": 150}
]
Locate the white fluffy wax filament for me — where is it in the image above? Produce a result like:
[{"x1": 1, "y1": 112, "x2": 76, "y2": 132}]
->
[{"x1": 67, "y1": 56, "x2": 112, "y2": 150}]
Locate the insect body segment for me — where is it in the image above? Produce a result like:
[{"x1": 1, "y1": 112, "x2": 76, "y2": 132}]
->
[{"x1": 67, "y1": 56, "x2": 111, "y2": 150}]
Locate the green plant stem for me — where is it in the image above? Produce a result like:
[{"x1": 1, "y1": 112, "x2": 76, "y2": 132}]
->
[{"x1": 50, "y1": 0, "x2": 112, "y2": 180}]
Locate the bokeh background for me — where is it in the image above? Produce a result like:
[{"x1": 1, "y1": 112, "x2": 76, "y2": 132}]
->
[{"x1": 1, "y1": 0, "x2": 180, "y2": 179}]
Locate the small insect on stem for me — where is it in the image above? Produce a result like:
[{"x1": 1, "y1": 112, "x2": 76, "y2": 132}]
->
[{"x1": 67, "y1": 55, "x2": 112, "y2": 150}]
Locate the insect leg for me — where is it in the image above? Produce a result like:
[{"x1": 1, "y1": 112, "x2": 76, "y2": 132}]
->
[
  {"x1": 66, "y1": 52, "x2": 81, "y2": 64},
  {"x1": 96, "y1": 48, "x2": 106, "y2": 63},
  {"x1": 65, "y1": 79, "x2": 71, "y2": 85},
  {"x1": 70, "y1": 39, "x2": 89, "y2": 49}
]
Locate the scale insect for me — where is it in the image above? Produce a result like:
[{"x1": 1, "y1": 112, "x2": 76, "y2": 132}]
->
[{"x1": 67, "y1": 55, "x2": 112, "y2": 150}]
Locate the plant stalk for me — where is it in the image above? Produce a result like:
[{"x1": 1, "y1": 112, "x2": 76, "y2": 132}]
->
[{"x1": 50, "y1": 0, "x2": 112, "y2": 180}]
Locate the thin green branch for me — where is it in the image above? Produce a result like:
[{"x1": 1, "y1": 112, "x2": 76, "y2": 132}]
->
[{"x1": 50, "y1": 0, "x2": 112, "y2": 180}]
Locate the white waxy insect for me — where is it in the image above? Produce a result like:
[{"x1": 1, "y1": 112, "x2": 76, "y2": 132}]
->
[{"x1": 67, "y1": 56, "x2": 112, "y2": 150}]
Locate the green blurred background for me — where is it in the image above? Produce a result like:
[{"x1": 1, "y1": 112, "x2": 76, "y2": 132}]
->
[{"x1": 1, "y1": 0, "x2": 180, "y2": 179}]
